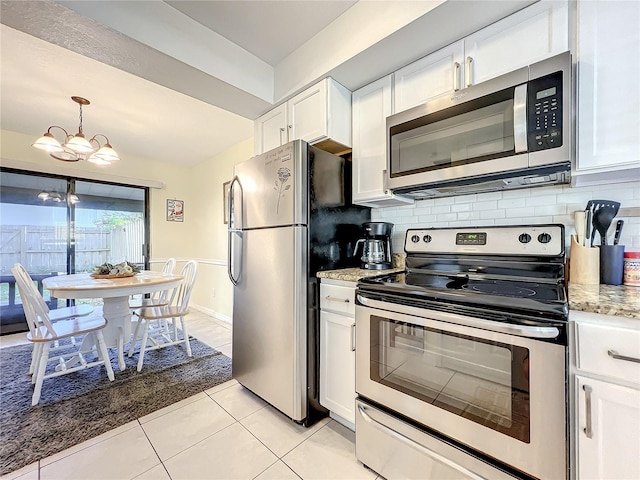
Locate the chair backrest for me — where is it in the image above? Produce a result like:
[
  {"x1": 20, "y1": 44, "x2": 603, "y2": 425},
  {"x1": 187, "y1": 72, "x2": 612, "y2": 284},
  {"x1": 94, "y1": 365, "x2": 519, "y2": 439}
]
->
[
  {"x1": 11, "y1": 265, "x2": 57, "y2": 340},
  {"x1": 154, "y1": 257, "x2": 177, "y2": 303},
  {"x1": 172, "y1": 260, "x2": 198, "y2": 313},
  {"x1": 12, "y1": 263, "x2": 52, "y2": 315},
  {"x1": 161, "y1": 258, "x2": 176, "y2": 275}
]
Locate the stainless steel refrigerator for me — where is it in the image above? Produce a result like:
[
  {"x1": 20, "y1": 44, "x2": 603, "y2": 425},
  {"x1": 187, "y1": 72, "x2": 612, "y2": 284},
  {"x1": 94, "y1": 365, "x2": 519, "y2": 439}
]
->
[{"x1": 227, "y1": 140, "x2": 369, "y2": 426}]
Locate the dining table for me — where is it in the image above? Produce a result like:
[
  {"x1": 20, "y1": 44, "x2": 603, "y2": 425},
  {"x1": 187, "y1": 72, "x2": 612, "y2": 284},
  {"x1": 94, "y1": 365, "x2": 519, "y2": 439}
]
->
[{"x1": 43, "y1": 271, "x2": 183, "y2": 371}]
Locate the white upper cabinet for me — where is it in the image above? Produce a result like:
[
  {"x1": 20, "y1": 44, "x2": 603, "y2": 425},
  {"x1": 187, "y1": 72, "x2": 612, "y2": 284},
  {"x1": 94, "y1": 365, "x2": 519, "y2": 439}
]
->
[
  {"x1": 253, "y1": 103, "x2": 287, "y2": 156},
  {"x1": 463, "y1": 1, "x2": 568, "y2": 86},
  {"x1": 392, "y1": 1, "x2": 568, "y2": 113},
  {"x1": 394, "y1": 42, "x2": 464, "y2": 113},
  {"x1": 575, "y1": 0, "x2": 640, "y2": 180},
  {"x1": 254, "y1": 78, "x2": 352, "y2": 155},
  {"x1": 352, "y1": 75, "x2": 414, "y2": 207}
]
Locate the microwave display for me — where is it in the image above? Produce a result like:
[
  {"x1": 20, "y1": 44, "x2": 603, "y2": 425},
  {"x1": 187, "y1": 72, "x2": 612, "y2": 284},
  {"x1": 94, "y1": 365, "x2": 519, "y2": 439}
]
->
[
  {"x1": 527, "y1": 71, "x2": 563, "y2": 152},
  {"x1": 536, "y1": 87, "x2": 556, "y2": 100}
]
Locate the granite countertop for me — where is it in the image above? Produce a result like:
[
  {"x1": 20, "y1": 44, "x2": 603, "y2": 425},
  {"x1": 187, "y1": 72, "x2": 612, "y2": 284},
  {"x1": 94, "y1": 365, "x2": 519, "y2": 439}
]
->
[
  {"x1": 568, "y1": 283, "x2": 640, "y2": 320},
  {"x1": 317, "y1": 253, "x2": 405, "y2": 282},
  {"x1": 317, "y1": 266, "x2": 404, "y2": 282}
]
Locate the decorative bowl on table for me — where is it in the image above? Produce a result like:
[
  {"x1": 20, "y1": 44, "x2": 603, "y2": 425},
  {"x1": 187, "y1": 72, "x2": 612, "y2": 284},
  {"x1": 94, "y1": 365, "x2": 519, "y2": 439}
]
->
[{"x1": 90, "y1": 261, "x2": 141, "y2": 278}]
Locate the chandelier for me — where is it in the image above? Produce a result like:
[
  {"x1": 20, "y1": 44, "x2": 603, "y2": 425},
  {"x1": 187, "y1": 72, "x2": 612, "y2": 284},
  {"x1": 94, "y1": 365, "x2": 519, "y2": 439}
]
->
[
  {"x1": 37, "y1": 191, "x2": 80, "y2": 204},
  {"x1": 32, "y1": 96, "x2": 120, "y2": 165}
]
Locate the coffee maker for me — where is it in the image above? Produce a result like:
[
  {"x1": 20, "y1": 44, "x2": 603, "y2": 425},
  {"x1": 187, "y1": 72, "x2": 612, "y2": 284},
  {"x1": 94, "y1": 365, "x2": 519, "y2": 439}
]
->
[{"x1": 354, "y1": 222, "x2": 393, "y2": 269}]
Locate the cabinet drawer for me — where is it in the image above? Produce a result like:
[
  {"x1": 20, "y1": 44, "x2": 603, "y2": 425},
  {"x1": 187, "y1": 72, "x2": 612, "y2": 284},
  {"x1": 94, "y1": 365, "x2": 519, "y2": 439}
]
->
[
  {"x1": 320, "y1": 283, "x2": 355, "y2": 316},
  {"x1": 577, "y1": 322, "x2": 640, "y2": 385}
]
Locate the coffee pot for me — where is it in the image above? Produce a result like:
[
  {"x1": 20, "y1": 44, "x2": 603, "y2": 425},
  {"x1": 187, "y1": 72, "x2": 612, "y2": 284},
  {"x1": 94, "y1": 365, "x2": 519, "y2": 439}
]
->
[{"x1": 354, "y1": 222, "x2": 393, "y2": 269}]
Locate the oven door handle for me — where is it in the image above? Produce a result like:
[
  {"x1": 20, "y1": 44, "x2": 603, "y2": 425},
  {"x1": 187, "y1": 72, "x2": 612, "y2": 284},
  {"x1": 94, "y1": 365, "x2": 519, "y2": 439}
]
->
[
  {"x1": 357, "y1": 403, "x2": 488, "y2": 480},
  {"x1": 356, "y1": 295, "x2": 560, "y2": 339}
]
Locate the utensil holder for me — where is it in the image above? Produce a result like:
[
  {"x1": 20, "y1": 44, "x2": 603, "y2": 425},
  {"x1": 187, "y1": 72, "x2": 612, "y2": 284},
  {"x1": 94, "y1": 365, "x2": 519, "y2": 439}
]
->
[
  {"x1": 570, "y1": 236, "x2": 600, "y2": 285},
  {"x1": 599, "y1": 244, "x2": 625, "y2": 285}
]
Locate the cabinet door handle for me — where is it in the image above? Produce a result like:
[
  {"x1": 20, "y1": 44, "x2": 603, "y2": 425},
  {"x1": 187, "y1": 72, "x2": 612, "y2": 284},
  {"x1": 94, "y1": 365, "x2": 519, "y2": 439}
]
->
[
  {"x1": 324, "y1": 295, "x2": 350, "y2": 303},
  {"x1": 351, "y1": 323, "x2": 356, "y2": 351},
  {"x1": 279, "y1": 127, "x2": 285, "y2": 145},
  {"x1": 608, "y1": 349, "x2": 640, "y2": 364},
  {"x1": 453, "y1": 62, "x2": 460, "y2": 91},
  {"x1": 465, "y1": 56, "x2": 474, "y2": 87},
  {"x1": 583, "y1": 384, "x2": 593, "y2": 439}
]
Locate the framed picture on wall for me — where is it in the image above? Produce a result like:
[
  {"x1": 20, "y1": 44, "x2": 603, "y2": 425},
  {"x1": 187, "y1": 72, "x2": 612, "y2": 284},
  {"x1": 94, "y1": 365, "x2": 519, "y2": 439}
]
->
[
  {"x1": 167, "y1": 199, "x2": 184, "y2": 222},
  {"x1": 223, "y1": 181, "x2": 231, "y2": 224}
]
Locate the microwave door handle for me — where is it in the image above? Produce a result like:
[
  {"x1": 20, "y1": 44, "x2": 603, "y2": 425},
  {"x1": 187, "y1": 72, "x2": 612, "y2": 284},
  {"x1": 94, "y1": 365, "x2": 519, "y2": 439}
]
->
[{"x1": 513, "y1": 84, "x2": 528, "y2": 154}]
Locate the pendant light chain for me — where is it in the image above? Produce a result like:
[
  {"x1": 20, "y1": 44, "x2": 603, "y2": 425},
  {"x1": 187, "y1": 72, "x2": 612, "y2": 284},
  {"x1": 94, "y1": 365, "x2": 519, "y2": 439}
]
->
[{"x1": 78, "y1": 103, "x2": 84, "y2": 135}]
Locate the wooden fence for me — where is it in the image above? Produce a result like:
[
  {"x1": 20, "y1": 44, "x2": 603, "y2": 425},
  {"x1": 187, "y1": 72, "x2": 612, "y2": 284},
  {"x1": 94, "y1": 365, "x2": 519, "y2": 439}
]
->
[{"x1": 0, "y1": 221, "x2": 145, "y2": 275}]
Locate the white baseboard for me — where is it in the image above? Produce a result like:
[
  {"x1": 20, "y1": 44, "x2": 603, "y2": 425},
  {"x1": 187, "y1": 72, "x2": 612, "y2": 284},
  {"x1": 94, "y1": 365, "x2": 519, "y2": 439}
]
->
[{"x1": 191, "y1": 304, "x2": 232, "y2": 325}]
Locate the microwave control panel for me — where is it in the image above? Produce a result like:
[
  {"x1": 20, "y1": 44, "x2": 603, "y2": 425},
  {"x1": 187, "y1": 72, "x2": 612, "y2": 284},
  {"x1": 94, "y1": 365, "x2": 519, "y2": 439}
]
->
[{"x1": 527, "y1": 71, "x2": 563, "y2": 152}]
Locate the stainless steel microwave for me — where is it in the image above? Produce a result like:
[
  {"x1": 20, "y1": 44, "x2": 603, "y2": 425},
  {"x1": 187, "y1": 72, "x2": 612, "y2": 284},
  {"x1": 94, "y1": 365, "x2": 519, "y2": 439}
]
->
[{"x1": 386, "y1": 52, "x2": 572, "y2": 199}]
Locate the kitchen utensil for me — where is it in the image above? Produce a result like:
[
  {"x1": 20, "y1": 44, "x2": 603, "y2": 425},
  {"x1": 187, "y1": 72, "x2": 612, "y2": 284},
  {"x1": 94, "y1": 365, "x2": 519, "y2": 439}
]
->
[
  {"x1": 584, "y1": 200, "x2": 593, "y2": 244},
  {"x1": 613, "y1": 219, "x2": 624, "y2": 245},
  {"x1": 574, "y1": 211, "x2": 586, "y2": 246},
  {"x1": 589, "y1": 200, "x2": 620, "y2": 246},
  {"x1": 593, "y1": 206, "x2": 616, "y2": 245}
]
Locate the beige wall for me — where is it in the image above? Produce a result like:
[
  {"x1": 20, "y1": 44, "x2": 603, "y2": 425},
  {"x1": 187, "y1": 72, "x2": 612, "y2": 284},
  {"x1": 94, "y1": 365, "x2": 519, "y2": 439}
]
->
[
  {"x1": 187, "y1": 138, "x2": 253, "y2": 321},
  {"x1": 1, "y1": 129, "x2": 253, "y2": 322}
]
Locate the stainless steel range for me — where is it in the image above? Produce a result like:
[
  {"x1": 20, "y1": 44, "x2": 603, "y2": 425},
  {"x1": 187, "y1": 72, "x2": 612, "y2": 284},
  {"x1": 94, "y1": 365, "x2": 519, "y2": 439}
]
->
[{"x1": 355, "y1": 225, "x2": 568, "y2": 480}]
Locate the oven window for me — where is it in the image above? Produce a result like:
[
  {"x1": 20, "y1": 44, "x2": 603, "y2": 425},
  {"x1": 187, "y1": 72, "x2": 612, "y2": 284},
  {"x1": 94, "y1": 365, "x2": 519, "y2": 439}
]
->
[
  {"x1": 370, "y1": 316, "x2": 530, "y2": 443},
  {"x1": 390, "y1": 95, "x2": 515, "y2": 176}
]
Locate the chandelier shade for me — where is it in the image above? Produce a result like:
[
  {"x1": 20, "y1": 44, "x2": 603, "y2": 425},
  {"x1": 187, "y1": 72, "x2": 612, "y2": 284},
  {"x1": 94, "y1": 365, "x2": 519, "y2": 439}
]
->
[
  {"x1": 32, "y1": 131, "x2": 65, "y2": 153},
  {"x1": 32, "y1": 96, "x2": 120, "y2": 165}
]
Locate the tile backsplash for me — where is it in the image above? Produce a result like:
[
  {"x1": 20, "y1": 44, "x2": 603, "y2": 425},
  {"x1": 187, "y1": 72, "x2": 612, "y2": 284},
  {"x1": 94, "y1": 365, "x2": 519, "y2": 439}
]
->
[{"x1": 371, "y1": 181, "x2": 640, "y2": 256}]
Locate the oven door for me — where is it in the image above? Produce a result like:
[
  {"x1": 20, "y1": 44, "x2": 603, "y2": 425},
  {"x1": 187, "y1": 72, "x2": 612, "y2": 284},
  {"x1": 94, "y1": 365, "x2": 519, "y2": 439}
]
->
[{"x1": 355, "y1": 297, "x2": 567, "y2": 480}]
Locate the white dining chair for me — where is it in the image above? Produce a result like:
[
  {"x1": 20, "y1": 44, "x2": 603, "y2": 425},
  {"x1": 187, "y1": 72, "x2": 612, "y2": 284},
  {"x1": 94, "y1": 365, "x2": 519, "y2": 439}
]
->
[
  {"x1": 128, "y1": 258, "x2": 176, "y2": 309},
  {"x1": 128, "y1": 260, "x2": 198, "y2": 372},
  {"x1": 13, "y1": 269, "x2": 115, "y2": 406},
  {"x1": 12, "y1": 263, "x2": 95, "y2": 375},
  {"x1": 13, "y1": 264, "x2": 94, "y2": 321}
]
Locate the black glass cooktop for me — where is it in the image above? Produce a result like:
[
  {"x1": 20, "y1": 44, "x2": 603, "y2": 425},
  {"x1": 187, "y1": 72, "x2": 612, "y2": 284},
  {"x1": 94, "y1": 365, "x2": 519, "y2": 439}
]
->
[{"x1": 358, "y1": 271, "x2": 568, "y2": 321}]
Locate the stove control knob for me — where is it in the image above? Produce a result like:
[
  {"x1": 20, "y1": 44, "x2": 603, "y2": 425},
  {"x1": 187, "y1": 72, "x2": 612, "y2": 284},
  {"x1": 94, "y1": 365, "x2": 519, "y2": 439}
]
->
[
  {"x1": 411, "y1": 235, "x2": 420, "y2": 243},
  {"x1": 422, "y1": 234, "x2": 432, "y2": 243},
  {"x1": 519, "y1": 233, "x2": 532, "y2": 244},
  {"x1": 538, "y1": 233, "x2": 552, "y2": 244}
]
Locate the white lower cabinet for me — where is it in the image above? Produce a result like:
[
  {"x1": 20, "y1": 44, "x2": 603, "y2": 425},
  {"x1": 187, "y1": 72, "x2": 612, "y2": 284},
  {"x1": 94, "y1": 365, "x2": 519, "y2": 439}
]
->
[
  {"x1": 576, "y1": 376, "x2": 640, "y2": 480},
  {"x1": 572, "y1": 312, "x2": 640, "y2": 479},
  {"x1": 319, "y1": 280, "x2": 356, "y2": 428}
]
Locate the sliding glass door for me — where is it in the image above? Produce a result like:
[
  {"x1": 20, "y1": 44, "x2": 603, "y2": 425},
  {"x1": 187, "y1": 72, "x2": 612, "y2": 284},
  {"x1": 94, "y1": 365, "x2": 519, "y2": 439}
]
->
[
  {"x1": 74, "y1": 180, "x2": 146, "y2": 273},
  {"x1": 0, "y1": 169, "x2": 149, "y2": 334}
]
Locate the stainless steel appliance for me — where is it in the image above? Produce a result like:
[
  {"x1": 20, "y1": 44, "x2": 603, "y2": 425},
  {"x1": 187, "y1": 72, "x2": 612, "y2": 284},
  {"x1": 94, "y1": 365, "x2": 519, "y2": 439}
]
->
[
  {"x1": 354, "y1": 222, "x2": 393, "y2": 270},
  {"x1": 355, "y1": 225, "x2": 569, "y2": 479},
  {"x1": 227, "y1": 140, "x2": 369, "y2": 426},
  {"x1": 386, "y1": 52, "x2": 572, "y2": 199}
]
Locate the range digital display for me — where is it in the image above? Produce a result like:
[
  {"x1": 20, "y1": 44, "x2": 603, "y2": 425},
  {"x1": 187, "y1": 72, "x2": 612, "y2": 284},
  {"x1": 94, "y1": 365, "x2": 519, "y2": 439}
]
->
[{"x1": 456, "y1": 232, "x2": 487, "y2": 245}]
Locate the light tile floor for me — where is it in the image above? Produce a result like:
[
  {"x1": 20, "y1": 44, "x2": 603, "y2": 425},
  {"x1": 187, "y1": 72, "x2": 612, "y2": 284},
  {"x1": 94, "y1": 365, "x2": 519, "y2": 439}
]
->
[{"x1": 0, "y1": 310, "x2": 380, "y2": 480}]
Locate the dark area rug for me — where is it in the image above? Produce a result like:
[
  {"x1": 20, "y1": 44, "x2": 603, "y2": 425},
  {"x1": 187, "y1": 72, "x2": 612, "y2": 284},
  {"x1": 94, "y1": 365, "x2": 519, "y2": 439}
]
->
[{"x1": 0, "y1": 337, "x2": 232, "y2": 475}]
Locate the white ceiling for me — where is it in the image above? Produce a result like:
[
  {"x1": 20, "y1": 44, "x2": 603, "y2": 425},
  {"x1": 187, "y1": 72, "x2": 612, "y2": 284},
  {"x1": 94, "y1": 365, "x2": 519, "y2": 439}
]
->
[
  {"x1": 0, "y1": 0, "x2": 357, "y2": 167},
  {"x1": 0, "y1": 0, "x2": 533, "y2": 169},
  {"x1": 166, "y1": 1, "x2": 357, "y2": 66}
]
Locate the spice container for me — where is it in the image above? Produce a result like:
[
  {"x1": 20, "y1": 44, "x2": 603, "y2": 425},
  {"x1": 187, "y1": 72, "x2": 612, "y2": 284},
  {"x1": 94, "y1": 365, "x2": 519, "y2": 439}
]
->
[{"x1": 623, "y1": 252, "x2": 640, "y2": 286}]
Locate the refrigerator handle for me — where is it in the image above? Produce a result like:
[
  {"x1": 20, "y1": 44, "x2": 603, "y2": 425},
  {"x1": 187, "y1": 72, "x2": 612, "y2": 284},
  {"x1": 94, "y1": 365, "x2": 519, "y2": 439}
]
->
[{"x1": 227, "y1": 176, "x2": 242, "y2": 286}]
